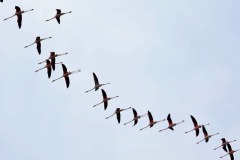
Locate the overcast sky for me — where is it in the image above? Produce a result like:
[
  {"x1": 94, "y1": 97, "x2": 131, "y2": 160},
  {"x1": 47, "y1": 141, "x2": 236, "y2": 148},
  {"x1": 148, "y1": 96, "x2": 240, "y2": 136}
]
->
[{"x1": 0, "y1": 0, "x2": 240, "y2": 160}]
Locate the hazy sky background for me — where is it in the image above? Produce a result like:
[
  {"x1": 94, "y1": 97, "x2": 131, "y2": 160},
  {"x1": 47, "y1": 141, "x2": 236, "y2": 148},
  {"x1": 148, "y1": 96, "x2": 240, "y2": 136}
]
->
[{"x1": 0, "y1": 0, "x2": 240, "y2": 160}]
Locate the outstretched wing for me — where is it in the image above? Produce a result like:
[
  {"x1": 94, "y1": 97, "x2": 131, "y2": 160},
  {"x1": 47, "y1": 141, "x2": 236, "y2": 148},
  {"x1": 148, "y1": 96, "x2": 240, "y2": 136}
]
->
[
  {"x1": 93, "y1": 72, "x2": 99, "y2": 86},
  {"x1": 222, "y1": 144, "x2": 228, "y2": 152},
  {"x1": 104, "y1": 101, "x2": 108, "y2": 110},
  {"x1": 46, "y1": 60, "x2": 51, "y2": 78},
  {"x1": 148, "y1": 111, "x2": 153, "y2": 123},
  {"x1": 101, "y1": 89, "x2": 107, "y2": 99},
  {"x1": 190, "y1": 115, "x2": 198, "y2": 127},
  {"x1": 37, "y1": 42, "x2": 41, "y2": 54},
  {"x1": 51, "y1": 57, "x2": 56, "y2": 71},
  {"x1": 167, "y1": 113, "x2": 173, "y2": 125},
  {"x1": 117, "y1": 112, "x2": 121, "y2": 123},
  {"x1": 17, "y1": 14, "x2": 22, "y2": 29},
  {"x1": 202, "y1": 125, "x2": 208, "y2": 137},
  {"x1": 64, "y1": 76, "x2": 70, "y2": 88},
  {"x1": 56, "y1": 17, "x2": 60, "y2": 24},
  {"x1": 62, "y1": 64, "x2": 68, "y2": 73},
  {"x1": 195, "y1": 129, "x2": 200, "y2": 137}
]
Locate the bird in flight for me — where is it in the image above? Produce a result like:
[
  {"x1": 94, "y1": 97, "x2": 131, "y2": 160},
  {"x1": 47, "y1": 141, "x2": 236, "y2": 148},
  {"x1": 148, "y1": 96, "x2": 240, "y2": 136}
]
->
[
  {"x1": 93, "y1": 89, "x2": 118, "y2": 110},
  {"x1": 38, "y1": 52, "x2": 68, "y2": 71},
  {"x1": 196, "y1": 125, "x2": 219, "y2": 144},
  {"x1": 159, "y1": 113, "x2": 184, "y2": 132},
  {"x1": 105, "y1": 107, "x2": 132, "y2": 123},
  {"x1": 52, "y1": 64, "x2": 81, "y2": 88},
  {"x1": 24, "y1": 36, "x2": 52, "y2": 54},
  {"x1": 185, "y1": 115, "x2": 209, "y2": 137},
  {"x1": 124, "y1": 108, "x2": 148, "y2": 126},
  {"x1": 46, "y1": 9, "x2": 72, "y2": 24},
  {"x1": 140, "y1": 111, "x2": 165, "y2": 131},
  {"x1": 220, "y1": 143, "x2": 239, "y2": 160},
  {"x1": 85, "y1": 72, "x2": 110, "y2": 93},
  {"x1": 35, "y1": 60, "x2": 62, "y2": 78},
  {"x1": 214, "y1": 138, "x2": 236, "y2": 152},
  {"x1": 4, "y1": 6, "x2": 34, "y2": 29}
]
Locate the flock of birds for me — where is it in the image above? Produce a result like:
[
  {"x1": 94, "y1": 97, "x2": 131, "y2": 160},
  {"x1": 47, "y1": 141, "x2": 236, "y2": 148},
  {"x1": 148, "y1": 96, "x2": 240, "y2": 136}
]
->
[{"x1": 1, "y1": 3, "x2": 239, "y2": 160}]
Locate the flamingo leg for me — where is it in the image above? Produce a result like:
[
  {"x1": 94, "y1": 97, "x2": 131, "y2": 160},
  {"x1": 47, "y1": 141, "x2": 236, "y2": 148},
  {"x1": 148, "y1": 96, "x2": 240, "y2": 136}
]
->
[
  {"x1": 46, "y1": 17, "x2": 56, "y2": 22},
  {"x1": 85, "y1": 87, "x2": 95, "y2": 93},
  {"x1": 140, "y1": 124, "x2": 150, "y2": 131},
  {"x1": 124, "y1": 119, "x2": 134, "y2": 125},
  {"x1": 24, "y1": 42, "x2": 35, "y2": 48},
  {"x1": 105, "y1": 113, "x2": 116, "y2": 119},
  {"x1": 159, "y1": 127, "x2": 169, "y2": 132},
  {"x1": 93, "y1": 101, "x2": 103, "y2": 107},
  {"x1": 52, "y1": 76, "x2": 64, "y2": 82},
  {"x1": 3, "y1": 14, "x2": 15, "y2": 21},
  {"x1": 35, "y1": 66, "x2": 46, "y2": 72}
]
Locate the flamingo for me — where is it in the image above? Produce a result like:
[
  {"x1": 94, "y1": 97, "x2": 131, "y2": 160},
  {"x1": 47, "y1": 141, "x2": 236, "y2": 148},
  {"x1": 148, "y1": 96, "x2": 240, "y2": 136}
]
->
[
  {"x1": 220, "y1": 143, "x2": 239, "y2": 160},
  {"x1": 46, "y1": 9, "x2": 72, "y2": 24},
  {"x1": 35, "y1": 60, "x2": 62, "y2": 78},
  {"x1": 85, "y1": 72, "x2": 110, "y2": 93},
  {"x1": 105, "y1": 107, "x2": 132, "y2": 123},
  {"x1": 38, "y1": 52, "x2": 68, "y2": 71},
  {"x1": 159, "y1": 113, "x2": 184, "y2": 132},
  {"x1": 124, "y1": 108, "x2": 148, "y2": 126},
  {"x1": 3, "y1": 6, "x2": 33, "y2": 29},
  {"x1": 93, "y1": 89, "x2": 118, "y2": 110},
  {"x1": 185, "y1": 115, "x2": 209, "y2": 137},
  {"x1": 52, "y1": 64, "x2": 81, "y2": 88},
  {"x1": 24, "y1": 36, "x2": 52, "y2": 54},
  {"x1": 140, "y1": 111, "x2": 165, "y2": 131},
  {"x1": 0, "y1": 0, "x2": 3, "y2": 2},
  {"x1": 196, "y1": 125, "x2": 219, "y2": 144},
  {"x1": 214, "y1": 138, "x2": 237, "y2": 152}
]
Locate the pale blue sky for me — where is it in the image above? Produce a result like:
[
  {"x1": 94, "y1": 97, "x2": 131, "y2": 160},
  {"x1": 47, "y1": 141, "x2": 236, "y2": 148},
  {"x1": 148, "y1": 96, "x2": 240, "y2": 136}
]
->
[{"x1": 0, "y1": 0, "x2": 240, "y2": 160}]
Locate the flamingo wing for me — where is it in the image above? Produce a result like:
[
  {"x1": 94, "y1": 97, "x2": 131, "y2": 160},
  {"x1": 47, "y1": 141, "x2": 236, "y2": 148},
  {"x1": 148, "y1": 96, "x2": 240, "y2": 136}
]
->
[
  {"x1": 190, "y1": 115, "x2": 198, "y2": 127},
  {"x1": 148, "y1": 111, "x2": 153, "y2": 123},
  {"x1": 104, "y1": 101, "x2": 108, "y2": 110},
  {"x1": 195, "y1": 129, "x2": 200, "y2": 137},
  {"x1": 51, "y1": 57, "x2": 56, "y2": 71},
  {"x1": 17, "y1": 14, "x2": 22, "y2": 29},
  {"x1": 132, "y1": 108, "x2": 137, "y2": 117},
  {"x1": 227, "y1": 143, "x2": 233, "y2": 152},
  {"x1": 37, "y1": 42, "x2": 41, "y2": 54},
  {"x1": 202, "y1": 125, "x2": 208, "y2": 137},
  {"x1": 62, "y1": 64, "x2": 68, "y2": 73},
  {"x1": 167, "y1": 113, "x2": 173, "y2": 125},
  {"x1": 64, "y1": 76, "x2": 70, "y2": 88},
  {"x1": 56, "y1": 17, "x2": 60, "y2": 24},
  {"x1": 116, "y1": 111, "x2": 121, "y2": 123},
  {"x1": 93, "y1": 72, "x2": 99, "y2": 88},
  {"x1": 230, "y1": 154, "x2": 234, "y2": 160},
  {"x1": 223, "y1": 144, "x2": 228, "y2": 152},
  {"x1": 46, "y1": 60, "x2": 51, "y2": 78},
  {"x1": 101, "y1": 89, "x2": 107, "y2": 99}
]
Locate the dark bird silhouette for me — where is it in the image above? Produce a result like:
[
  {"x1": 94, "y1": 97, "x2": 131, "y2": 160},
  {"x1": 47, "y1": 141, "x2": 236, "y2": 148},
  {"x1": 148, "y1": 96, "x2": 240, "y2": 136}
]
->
[
  {"x1": 38, "y1": 52, "x2": 68, "y2": 71},
  {"x1": 214, "y1": 138, "x2": 236, "y2": 152},
  {"x1": 93, "y1": 89, "x2": 118, "y2": 110},
  {"x1": 35, "y1": 60, "x2": 62, "y2": 78},
  {"x1": 196, "y1": 125, "x2": 219, "y2": 144},
  {"x1": 46, "y1": 9, "x2": 72, "y2": 24},
  {"x1": 4, "y1": 6, "x2": 33, "y2": 29},
  {"x1": 105, "y1": 107, "x2": 132, "y2": 123},
  {"x1": 159, "y1": 113, "x2": 184, "y2": 132},
  {"x1": 220, "y1": 143, "x2": 240, "y2": 160},
  {"x1": 24, "y1": 36, "x2": 52, "y2": 54},
  {"x1": 52, "y1": 64, "x2": 81, "y2": 88},
  {"x1": 124, "y1": 108, "x2": 148, "y2": 126},
  {"x1": 185, "y1": 115, "x2": 209, "y2": 137},
  {"x1": 85, "y1": 72, "x2": 110, "y2": 93},
  {"x1": 140, "y1": 111, "x2": 165, "y2": 131}
]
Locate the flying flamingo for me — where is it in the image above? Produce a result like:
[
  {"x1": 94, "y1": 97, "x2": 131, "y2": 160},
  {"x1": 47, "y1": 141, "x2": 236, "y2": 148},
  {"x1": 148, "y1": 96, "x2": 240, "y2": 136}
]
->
[
  {"x1": 0, "y1": 0, "x2": 3, "y2": 2},
  {"x1": 24, "y1": 36, "x2": 52, "y2": 54},
  {"x1": 140, "y1": 111, "x2": 165, "y2": 131},
  {"x1": 46, "y1": 9, "x2": 72, "y2": 24},
  {"x1": 105, "y1": 107, "x2": 132, "y2": 123},
  {"x1": 85, "y1": 72, "x2": 110, "y2": 93},
  {"x1": 35, "y1": 60, "x2": 62, "y2": 78},
  {"x1": 38, "y1": 52, "x2": 68, "y2": 71},
  {"x1": 93, "y1": 89, "x2": 118, "y2": 110},
  {"x1": 52, "y1": 64, "x2": 81, "y2": 88},
  {"x1": 185, "y1": 115, "x2": 209, "y2": 137},
  {"x1": 159, "y1": 113, "x2": 184, "y2": 132},
  {"x1": 220, "y1": 143, "x2": 239, "y2": 160},
  {"x1": 3, "y1": 6, "x2": 33, "y2": 29},
  {"x1": 124, "y1": 108, "x2": 148, "y2": 126},
  {"x1": 214, "y1": 138, "x2": 237, "y2": 152},
  {"x1": 196, "y1": 125, "x2": 219, "y2": 144}
]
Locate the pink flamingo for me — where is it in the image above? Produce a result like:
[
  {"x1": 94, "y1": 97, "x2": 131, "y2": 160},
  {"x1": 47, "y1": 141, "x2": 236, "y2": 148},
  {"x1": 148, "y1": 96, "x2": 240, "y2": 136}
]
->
[
  {"x1": 105, "y1": 107, "x2": 132, "y2": 123},
  {"x1": 140, "y1": 111, "x2": 165, "y2": 131}
]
